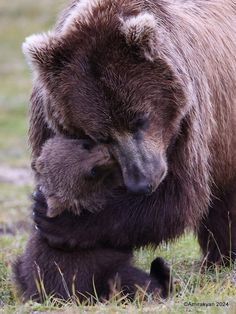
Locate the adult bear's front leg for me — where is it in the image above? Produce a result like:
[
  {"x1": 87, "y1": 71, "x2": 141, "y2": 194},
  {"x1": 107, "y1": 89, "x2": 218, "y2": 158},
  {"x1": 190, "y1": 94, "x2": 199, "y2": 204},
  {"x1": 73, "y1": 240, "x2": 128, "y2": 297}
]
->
[
  {"x1": 33, "y1": 175, "x2": 192, "y2": 251},
  {"x1": 197, "y1": 182, "x2": 236, "y2": 267}
]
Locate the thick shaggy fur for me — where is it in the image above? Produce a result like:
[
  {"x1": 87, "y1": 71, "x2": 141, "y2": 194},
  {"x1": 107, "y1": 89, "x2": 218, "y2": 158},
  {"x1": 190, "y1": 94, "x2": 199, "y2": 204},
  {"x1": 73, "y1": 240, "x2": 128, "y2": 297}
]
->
[
  {"x1": 34, "y1": 136, "x2": 119, "y2": 217},
  {"x1": 14, "y1": 139, "x2": 171, "y2": 301},
  {"x1": 27, "y1": 0, "x2": 235, "y2": 267},
  {"x1": 14, "y1": 229, "x2": 170, "y2": 302}
]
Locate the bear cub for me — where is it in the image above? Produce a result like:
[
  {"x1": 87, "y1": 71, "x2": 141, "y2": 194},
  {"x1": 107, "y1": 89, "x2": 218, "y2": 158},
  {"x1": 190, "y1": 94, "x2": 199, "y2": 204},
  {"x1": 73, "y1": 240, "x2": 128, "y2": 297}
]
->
[
  {"x1": 33, "y1": 136, "x2": 119, "y2": 217},
  {"x1": 13, "y1": 137, "x2": 172, "y2": 302}
]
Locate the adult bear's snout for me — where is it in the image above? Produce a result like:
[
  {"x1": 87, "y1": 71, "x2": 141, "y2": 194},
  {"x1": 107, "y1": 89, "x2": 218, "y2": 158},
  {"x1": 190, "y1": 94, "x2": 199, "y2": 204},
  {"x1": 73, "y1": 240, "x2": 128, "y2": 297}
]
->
[
  {"x1": 111, "y1": 134, "x2": 167, "y2": 195},
  {"x1": 125, "y1": 177, "x2": 153, "y2": 195}
]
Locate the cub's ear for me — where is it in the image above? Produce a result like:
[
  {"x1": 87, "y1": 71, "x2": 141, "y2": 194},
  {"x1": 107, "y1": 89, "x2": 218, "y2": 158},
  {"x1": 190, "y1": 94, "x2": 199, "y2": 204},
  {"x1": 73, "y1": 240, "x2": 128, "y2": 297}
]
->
[
  {"x1": 120, "y1": 12, "x2": 158, "y2": 61},
  {"x1": 22, "y1": 32, "x2": 59, "y2": 72}
]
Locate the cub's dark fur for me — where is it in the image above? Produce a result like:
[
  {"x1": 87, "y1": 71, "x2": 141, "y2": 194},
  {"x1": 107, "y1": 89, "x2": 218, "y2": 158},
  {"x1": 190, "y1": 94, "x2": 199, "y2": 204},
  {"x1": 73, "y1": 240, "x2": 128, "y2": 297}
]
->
[
  {"x1": 14, "y1": 228, "x2": 170, "y2": 302},
  {"x1": 14, "y1": 139, "x2": 171, "y2": 302}
]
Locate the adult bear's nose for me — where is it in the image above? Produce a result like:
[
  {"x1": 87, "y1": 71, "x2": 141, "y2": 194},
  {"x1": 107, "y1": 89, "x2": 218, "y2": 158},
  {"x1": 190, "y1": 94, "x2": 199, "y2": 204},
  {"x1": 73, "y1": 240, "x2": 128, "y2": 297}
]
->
[
  {"x1": 111, "y1": 133, "x2": 167, "y2": 194},
  {"x1": 126, "y1": 180, "x2": 153, "y2": 195}
]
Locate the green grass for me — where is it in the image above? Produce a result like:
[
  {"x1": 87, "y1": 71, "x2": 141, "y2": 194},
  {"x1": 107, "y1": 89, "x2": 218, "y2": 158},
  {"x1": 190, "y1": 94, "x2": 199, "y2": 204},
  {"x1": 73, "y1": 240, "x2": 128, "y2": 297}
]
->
[
  {"x1": 0, "y1": 0, "x2": 236, "y2": 313},
  {"x1": 1, "y1": 231, "x2": 236, "y2": 314},
  {"x1": 0, "y1": 0, "x2": 64, "y2": 166}
]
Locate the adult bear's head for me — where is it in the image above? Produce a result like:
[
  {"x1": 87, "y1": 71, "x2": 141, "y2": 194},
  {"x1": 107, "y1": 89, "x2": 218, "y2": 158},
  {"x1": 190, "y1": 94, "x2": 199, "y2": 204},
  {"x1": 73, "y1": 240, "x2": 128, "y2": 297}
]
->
[{"x1": 23, "y1": 0, "x2": 189, "y2": 195}]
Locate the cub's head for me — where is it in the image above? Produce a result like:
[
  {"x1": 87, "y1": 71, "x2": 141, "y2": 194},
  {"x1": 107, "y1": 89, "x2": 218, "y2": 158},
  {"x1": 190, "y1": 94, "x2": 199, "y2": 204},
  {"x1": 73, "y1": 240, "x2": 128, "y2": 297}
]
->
[
  {"x1": 24, "y1": 0, "x2": 188, "y2": 195},
  {"x1": 35, "y1": 137, "x2": 118, "y2": 217}
]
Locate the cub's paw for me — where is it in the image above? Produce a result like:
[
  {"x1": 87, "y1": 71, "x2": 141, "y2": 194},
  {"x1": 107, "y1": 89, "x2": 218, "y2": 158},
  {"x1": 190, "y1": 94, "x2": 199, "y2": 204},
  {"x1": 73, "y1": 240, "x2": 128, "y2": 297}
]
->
[{"x1": 32, "y1": 188, "x2": 78, "y2": 251}]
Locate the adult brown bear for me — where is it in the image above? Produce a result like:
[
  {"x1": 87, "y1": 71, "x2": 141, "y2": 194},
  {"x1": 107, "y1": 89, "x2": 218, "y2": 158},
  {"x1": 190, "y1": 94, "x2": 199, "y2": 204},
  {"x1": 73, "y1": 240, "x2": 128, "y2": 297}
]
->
[{"x1": 25, "y1": 0, "x2": 236, "y2": 266}]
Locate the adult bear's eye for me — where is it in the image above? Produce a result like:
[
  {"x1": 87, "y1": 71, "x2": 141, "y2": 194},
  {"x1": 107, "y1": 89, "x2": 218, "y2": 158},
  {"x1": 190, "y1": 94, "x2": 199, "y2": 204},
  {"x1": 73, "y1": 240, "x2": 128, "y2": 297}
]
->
[
  {"x1": 97, "y1": 136, "x2": 114, "y2": 144},
  {"x1": 130, "y1": 115, "x2": 150, "y2": 133}
]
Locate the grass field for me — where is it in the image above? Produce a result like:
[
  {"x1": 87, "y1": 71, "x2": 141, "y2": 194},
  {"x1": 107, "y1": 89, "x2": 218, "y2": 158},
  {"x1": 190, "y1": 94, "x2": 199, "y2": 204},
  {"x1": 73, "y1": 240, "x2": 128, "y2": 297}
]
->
[{"x1": 0, "y1": 1, "x2": 235, "y2": 313}]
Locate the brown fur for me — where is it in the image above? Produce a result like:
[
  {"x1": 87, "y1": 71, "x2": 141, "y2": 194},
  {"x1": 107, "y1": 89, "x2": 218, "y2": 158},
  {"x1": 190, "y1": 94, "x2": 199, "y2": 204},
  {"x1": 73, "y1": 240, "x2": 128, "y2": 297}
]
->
[
  {"x1": 27, "y1": 0, "x2": 236, "y2": 266},
  {"x1": 14, "y1": 229, "x2": 170, "y2": 303},
  {"x1": 34, "y1": 136, "x2": 118, "y2": 217}
]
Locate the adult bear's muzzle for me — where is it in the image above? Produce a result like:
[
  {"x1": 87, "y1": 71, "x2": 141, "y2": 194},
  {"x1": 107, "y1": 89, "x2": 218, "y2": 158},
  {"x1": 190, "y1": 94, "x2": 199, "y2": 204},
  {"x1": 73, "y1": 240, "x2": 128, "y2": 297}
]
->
[{"x1": 111, "y1": 134, "x2": 167, "y2": 195}]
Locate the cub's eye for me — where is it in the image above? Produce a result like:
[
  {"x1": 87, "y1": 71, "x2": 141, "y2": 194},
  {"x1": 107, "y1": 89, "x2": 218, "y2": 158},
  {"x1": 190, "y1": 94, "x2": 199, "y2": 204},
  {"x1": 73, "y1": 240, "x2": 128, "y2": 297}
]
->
[
  {"x1": 88, "y1": 166, "x2": 103, "y2": 179},
  {"x1": 88, "y1": 165, "x2": 109, "y2": 180},
  {"x1": 89, "y1": 166, "x2": 101, "y2": 179}
]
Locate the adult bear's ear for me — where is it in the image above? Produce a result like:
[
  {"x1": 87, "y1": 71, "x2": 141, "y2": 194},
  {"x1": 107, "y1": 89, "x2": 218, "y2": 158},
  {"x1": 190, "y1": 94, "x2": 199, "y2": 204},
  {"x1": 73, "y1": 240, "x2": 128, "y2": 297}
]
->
[
  {"x1": 22, "y1": 32, "x2": 60, "y2": 72},
  {"x1": 120, "y1": 12, "x2": 158, "y2": 61}
]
